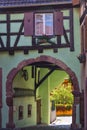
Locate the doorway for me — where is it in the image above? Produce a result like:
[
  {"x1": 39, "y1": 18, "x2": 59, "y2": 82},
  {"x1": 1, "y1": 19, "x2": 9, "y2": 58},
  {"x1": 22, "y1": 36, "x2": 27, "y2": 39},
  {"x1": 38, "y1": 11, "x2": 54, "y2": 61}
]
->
[
  {"x1": 37, "y1": 99, "x2": 41, "y2": 124},
  {"x1": 50, "y1": 75, "x2": 73, "y2": 127},
  {"x1": 6, "y1": 55, "x2": 80, "y2": 129}
]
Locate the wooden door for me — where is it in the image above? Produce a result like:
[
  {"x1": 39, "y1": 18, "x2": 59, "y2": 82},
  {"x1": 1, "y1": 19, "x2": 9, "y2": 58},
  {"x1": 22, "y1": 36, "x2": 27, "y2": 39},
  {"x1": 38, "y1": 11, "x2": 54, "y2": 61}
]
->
[{"x1": 37, "y1": 99, "x2": 41, "y2": 124}]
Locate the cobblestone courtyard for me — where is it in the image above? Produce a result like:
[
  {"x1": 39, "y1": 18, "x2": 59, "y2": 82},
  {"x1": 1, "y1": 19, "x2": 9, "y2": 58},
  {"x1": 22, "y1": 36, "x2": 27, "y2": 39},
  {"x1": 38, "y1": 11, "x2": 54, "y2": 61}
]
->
[{"x1": 50, "y1": 116, "x2": 72, "y2": 126}]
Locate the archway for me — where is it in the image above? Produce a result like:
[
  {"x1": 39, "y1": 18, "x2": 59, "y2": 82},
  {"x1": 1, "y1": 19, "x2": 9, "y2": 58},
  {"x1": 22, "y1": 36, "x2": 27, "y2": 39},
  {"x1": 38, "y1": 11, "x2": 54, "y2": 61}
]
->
[{"x1": 6, "y1": 55, "x2": 80, "y2": 128}]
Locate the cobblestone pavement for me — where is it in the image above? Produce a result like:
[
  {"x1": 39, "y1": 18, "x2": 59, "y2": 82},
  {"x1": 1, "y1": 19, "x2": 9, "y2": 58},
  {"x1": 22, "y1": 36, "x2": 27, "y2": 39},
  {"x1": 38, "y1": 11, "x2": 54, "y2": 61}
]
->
[
  {"x1": 50, "y1": 116, "x2": 72, "y2": 125},
  {"x1": 49, "y1": 116, "x2": 72, "y2": 129}
]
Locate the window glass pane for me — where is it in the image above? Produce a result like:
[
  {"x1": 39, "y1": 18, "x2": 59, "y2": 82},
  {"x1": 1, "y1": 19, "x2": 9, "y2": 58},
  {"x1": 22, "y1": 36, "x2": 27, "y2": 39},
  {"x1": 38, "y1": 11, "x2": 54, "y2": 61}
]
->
[
  {"x1": 18, "y1": 105, "x2": 23, "y2": 120},
  {"x1": 28, "y1": 104, "x2": 32, "y2": 117},
  {"x1": 35, "y1": 13, "x2": 53, "y2": 36},
  {"x1": 35, "y1": 14, "x2": 44, "y2": 36},
  {"x1": 45, "y1": 13, "x2": 53, "y2": 35}
]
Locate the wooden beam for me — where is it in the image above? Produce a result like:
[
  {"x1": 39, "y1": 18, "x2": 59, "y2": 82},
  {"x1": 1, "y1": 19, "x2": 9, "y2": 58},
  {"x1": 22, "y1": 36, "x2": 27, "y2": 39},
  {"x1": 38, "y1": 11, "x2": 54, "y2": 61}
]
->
[
  {"x1": 70, "y1": 8, "x2": 74, "y2": 51},
  {"x1": 14, "y1": 21, "x2": 24, "y2": 47},
  {"x1": 35, "y1": 67, "x2": 55, "y2": 89},
  {"x1": 0, "y1": 3, "x2": 72, "y2": 13},
  {"x1": 63, "y1": 27, "x2": 70, "y2": 45},
  {"x1": 0, "y1": 36, "x2": 4, "y2": 48},
  {"x1": 80, "y1": 9, "x2": 87, "y2": 25},
  {"x1": 7, "y1": 14, "x2": 10, "y2": 47}
]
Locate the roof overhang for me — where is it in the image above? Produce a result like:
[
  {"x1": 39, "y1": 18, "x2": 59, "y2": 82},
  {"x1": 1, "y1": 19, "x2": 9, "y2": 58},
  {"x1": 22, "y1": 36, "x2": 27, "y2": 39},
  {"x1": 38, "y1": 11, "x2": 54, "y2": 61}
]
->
[{"x1": 0, "y1": 1, "x2": 78, "y2": 12}]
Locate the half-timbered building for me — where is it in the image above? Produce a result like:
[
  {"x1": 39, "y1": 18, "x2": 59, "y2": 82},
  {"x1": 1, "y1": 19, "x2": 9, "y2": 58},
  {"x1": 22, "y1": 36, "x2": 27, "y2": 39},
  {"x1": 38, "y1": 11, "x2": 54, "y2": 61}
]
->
[{"x1": 0, "y1": 0, "x2": 82, "y2": 129}]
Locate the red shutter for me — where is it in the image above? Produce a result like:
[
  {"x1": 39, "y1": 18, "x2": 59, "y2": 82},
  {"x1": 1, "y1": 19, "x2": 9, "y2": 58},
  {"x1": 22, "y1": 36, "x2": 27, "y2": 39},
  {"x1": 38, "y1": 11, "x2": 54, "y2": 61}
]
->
[
  {"x1": 54, "y1": 11, "x2": 63, "y2": 36},
  {"x1": 24, "y1": 12, "x2": 34, "y2": 36},
  {"x1": 72, "y1": 0, "x2": 80, "y2": 6}
]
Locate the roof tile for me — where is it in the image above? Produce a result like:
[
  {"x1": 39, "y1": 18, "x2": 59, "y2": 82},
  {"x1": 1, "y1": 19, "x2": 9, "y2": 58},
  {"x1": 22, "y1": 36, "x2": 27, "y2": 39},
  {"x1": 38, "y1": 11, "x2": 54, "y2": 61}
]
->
[{"x1": 0, "y1": 0, "x2": 72, "y2": 7}]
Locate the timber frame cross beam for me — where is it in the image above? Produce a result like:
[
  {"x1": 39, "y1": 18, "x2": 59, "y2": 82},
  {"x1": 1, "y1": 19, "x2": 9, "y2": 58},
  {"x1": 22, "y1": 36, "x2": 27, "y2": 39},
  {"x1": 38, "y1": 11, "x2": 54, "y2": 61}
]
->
[
  {"x1": 35, "y1": 66, "x2": 56, "y2": 91},
  {"x1": 0, "y1": 8, "x2": 74, "y2": 54}
]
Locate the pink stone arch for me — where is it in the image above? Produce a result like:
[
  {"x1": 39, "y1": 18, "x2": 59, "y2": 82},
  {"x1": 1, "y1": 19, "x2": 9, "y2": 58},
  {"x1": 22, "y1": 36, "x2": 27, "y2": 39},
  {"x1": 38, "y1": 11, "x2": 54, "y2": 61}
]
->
[{"x1": 6, "y1": 55, "x2": 80, "y2": 128}]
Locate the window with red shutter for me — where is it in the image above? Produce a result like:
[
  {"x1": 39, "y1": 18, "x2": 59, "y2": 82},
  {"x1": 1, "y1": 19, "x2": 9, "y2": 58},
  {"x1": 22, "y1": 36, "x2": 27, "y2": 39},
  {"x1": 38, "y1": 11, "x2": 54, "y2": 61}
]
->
[
  {"x1": 18, "y1": 105, "x2": 23, "y2": 120},
  {"x1": 24, "y1": 11, "x2": 63, "y2": 36},
  {"x1": 24, "y1": 12, "x2": 34, "y2": 36},
  {"x1": 54, "y1": 11, "x2": 63, "y2": 35}
]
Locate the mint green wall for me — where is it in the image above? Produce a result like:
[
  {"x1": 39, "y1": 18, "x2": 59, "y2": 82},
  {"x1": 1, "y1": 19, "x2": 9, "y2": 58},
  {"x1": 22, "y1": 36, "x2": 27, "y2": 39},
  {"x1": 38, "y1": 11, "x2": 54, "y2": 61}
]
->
[
  {"x1": 0, "y1": 8, "x2": 81, "y2": 127},
  {"x1": 13, "y1": 97, "x2": 36, "y2": 127},
  {"x1": 12, "y1": 66, "x2": 36, "y2": 127},
  {"x1": 37, "y1": 68, "x2": 50, "y2": 124},
  {"x1": 13, "y1": 67, "x2": 67, "y2": 127},
  {"x1": 13, "y1": 66, "x2": 34, "y2": 89},
  {"x1": 37, "y1": 69, "x2": 69, "y2": 124},
  {"x1": 49, "y1": 70, "x2": 68, "y2": 92}
]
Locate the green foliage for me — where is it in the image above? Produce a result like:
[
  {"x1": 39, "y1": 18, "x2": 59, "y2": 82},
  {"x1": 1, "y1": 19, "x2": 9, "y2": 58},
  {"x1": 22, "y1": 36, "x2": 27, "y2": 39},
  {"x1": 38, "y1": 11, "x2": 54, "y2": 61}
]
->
[
  {"x1": 50, "y1": 84, "x2": 73, "y2": 105},
  {"x1": 66, "y1": 104, "x2": 72, "y2": 110},
  {"x1": 56, "y1": 104, "x2": 72, "y2": 111}
]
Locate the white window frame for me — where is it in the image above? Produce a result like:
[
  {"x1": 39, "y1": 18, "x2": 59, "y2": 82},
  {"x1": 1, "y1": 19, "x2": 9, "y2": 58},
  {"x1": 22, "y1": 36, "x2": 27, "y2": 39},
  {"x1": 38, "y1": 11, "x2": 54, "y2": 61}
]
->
[{"x1": 35, "y1": 13, "x2": 53, "y2": 36}]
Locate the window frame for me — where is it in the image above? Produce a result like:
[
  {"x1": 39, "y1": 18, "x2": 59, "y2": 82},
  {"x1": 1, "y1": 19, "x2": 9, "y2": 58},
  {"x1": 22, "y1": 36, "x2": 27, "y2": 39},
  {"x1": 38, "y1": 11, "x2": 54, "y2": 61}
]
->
[
  {"x1": 35, "y1": 13, "x2": 54, "y2": 36},
  {"x1": 24, "y1": 10, "x2": 63, "y2": 36},
  {"x1": 28, "y1": 104, "x2": 32, "y2": 117},
  {"x1": 18, "y1": 105, "x2": 23, "y2": 120}
]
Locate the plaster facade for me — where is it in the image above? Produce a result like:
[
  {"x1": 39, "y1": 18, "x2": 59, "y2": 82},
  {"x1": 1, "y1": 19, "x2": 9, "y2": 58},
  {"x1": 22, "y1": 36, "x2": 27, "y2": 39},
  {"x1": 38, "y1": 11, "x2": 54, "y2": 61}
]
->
[{"x1": 0, "y1": 1, "x2": 82, "y2": 129}]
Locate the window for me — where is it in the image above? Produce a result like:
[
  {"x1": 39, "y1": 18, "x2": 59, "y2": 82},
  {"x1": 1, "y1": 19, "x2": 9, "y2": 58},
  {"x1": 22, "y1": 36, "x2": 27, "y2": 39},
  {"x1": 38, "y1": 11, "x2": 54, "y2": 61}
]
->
[
  {"x1": 51, "y1": 100, "x2": 55, "y2": 111},
  {"x1": 28, "y1": 104, "x2": 32, "y2": 117},
  {"x1": 35, "y1": 13, "x2": 53, "y2": 36},
  {"x1": 18, "y1": 105, "x2": 23, "y2": 120},
  {"x1": 24, "y1": 11, "x2": 63, "y2": 36}
]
